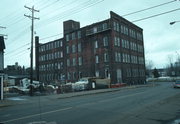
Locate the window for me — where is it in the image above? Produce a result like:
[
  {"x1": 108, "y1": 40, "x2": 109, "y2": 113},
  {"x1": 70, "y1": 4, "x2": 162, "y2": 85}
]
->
[
  {"x1": 73, "y1": 72, "x2": 76, "y2": 80},
  {"x1": 113, "y1": 21, "x2": 116, "y2": 31},
  {"x1": 114, "y1": 37, "x2": 120, "y2": 46},
  {"x1": 52, "y1": 53, "x2": 54, "y2": 60},
  {"x1": 79, "y1": 72, "x2": 82, "y2": 79},
  {"x1": 102, "y1": 23, "x2": 107, "y2": 30},
  {"x1": 95, "y1": 71, "x2": 99, "y2": 77},
  {"x1": 72, "y1": 58, "x2": 76, "y2": 66},
  {"x1": 78, "y1": 57, "x2": 82, "y2": 66},
  {"x1": 122, "y1": 39, "x2": 125, "y2": 48},
  {"x1": 103, "y1": 36, "x2": 108, "y2": 46},
  {"x1": 118, "y1": 53, "x2": 121, "y2": 62},
  {"x1": 60, "y1": 62, "x2": 63, "y2": 69},
  {"x1": 127, "y1": 68, "x2": 131, "y2": 77},
  {"x1": 122, "y1": 53, "x2": 125, "y2": 63},
  {"x1": 67, "y1": 72, "x2": 71, "y2": 80},
  {"x1": 121, "y1": 25, "x2": 128, "y2": 35},
  {"x1": 94, "y1": 41, "x2": 98, "y2": 48},
  {"x1": 77, "y1": 31, "x2": 81, "y2": 39},
  {"x1": 66, "y1": 34, "x2": 69, "y2": 41},
  {"x1": 93, "y1": 27, "x2": 97, "y2": 33},
  {"x1": 67, "y1": 59, "x2": 70, "y2": 67},
  {"x1": 60, "y1": 41, "x2": 63, "y2": 47},
  {"x1": 66, "y1": 46, "x2": 69, "y2": 54},
  {"x1": 126, "y1": 40, "x2": 129, "y2": 49},
  {"x1": 113, "y1": 21, "x2": 120, "y2": 31},
  {"x1": 95, "y1": 55, "x2": 99, "y2": 63},
  {"x1": 116, "y1": 23, "x2": 120, "y2": 32},
  {"x1": 72, "y1": 32, "x2": 75, "y2": 40},
  {"x1": 54, "y1": 42, "x2": 57, "y2": 48},
  {"x1": 115, "y1": 52, "x2": 118, "y2": 62},
  {"x1": 130, "y1": 29, "x2": 136, "y2": 38},
  {"x1": 60, "y1": 51, "x2": 63, "y2": 58},
  {"x1": 78, "y1": 43, "x2": 82, "y2": 52},
  {"x1": 72, "y1": 44, "x2": 76, "y2": 53},
  {"x1": 51, "y1": 43, "x2": 54, "y2": 49},
  {"x1": 104, "y1": 53, "x2": 109, "y2": 62},
  {"x1": 105, "y1": 68, "x2": 110, "y2": 78}
]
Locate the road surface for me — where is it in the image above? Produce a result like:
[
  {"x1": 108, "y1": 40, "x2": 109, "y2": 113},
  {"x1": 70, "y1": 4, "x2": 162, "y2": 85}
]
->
[{"x1": 0, "y1": 82, "x2": 180, "y2": 124}]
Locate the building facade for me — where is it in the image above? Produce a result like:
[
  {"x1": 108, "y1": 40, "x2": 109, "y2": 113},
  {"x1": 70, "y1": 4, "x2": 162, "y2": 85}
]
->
[
  {"x1": 0, "y1": 36, "x2": 5, "y2": 73},
  {"x1": 37, "y1": 11, "x2": 146, "y2": 85}
]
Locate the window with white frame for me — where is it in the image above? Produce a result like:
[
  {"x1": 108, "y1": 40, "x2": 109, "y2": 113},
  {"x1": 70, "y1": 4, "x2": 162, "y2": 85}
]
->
[
  {"x1": 60, "y1": 51, "x2": 63, "y2": 58},
  {"x1": 104, "y1": 53, "x2": 109, "y2": 62},
  {"x1": 94, "y1": 40, "x2": 98, "y2": 48},
  {"x1": 95, "y1": 70, "x2": 99, "y2": 77},
  {"x1": 113, "y1": 21, "x2": 120, "y2": 32},
  {"x1": 118, "y1": 53, "x2": 121, "y2": 62},
  {"x1": 103, "y1": 36, "x2": 108, "y2": 46},
  {"x1": 93, "y1": 27, "x2": 97, "y2": 33},
  {"x1": 78, "y1": 56, "x2": 82, "y2": 66},
  {"x1": 114, "y1": 37, "x2": 120, "y2": 46},
  {"x1": 60, "y1": 41, "x2": 63, "y2": 47}
]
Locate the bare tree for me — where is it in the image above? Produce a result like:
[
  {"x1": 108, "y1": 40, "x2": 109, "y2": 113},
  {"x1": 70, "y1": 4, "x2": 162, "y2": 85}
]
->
[{"x1": 145, "y1": 59, "x2": 154, "y2": 77}]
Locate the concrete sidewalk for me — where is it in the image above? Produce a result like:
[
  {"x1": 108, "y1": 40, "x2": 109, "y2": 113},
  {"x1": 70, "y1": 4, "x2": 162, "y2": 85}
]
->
[{"x1": 0, "y1": 83, "x2": 154, "y2": 108}]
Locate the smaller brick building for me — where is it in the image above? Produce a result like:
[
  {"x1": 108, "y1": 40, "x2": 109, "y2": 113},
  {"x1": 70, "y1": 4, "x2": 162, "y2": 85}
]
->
[{"x1": 37, "y1": 11, "x2": 146, "y2": 85}]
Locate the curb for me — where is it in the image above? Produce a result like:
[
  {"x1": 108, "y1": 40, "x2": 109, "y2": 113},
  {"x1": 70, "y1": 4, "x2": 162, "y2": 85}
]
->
[{"x1": 57, "y1": 84, "x2": 154, "y2": 99}]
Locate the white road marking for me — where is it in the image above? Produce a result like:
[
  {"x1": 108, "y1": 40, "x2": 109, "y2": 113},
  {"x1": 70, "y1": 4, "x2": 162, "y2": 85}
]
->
[{"x1": 1, "y1": 107, "x2": 72, "y2": 123}]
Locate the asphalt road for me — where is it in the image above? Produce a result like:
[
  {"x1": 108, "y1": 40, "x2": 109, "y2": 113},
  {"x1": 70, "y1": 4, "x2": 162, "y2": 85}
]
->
[{"x1": 0, "y1": 82, "x2": 180, "y2": 124}]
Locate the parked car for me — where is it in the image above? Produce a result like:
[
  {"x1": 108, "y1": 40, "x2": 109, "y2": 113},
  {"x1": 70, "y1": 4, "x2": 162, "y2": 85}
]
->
[{"x1": 173, "y1": 80, "x2": 180, "y2": 88}]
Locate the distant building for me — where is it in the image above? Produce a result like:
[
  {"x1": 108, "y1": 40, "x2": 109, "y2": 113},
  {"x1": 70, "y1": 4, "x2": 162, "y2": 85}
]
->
[
  {"x1": 36, "y1": 11, "x2": 146, "y2": 85},
  {"x1": 4, "y1": 62, "x2": 28, "y2": 76}
]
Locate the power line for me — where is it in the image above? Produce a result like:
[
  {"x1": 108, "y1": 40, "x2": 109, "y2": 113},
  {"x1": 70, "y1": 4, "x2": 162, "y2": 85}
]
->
[
  {"x1": 39, "y1": 33, "x2": 63, "y2": 41},
  {"x1": 5, "y1": 48, "x2": 30, "y2": 61},
  {"x1": 40, "y1": 0, "x2": 62, "y2": 10},
  {"x1": 36, "y1": 0, "x2": 104, "y2": 29},
  {"x1": 5, "y1": 43, "x2": 30, "y2": 55},
  {"x1": 122, "y1": 0, "x2": 178, "y2": 17},
  {"x1": 132, "y1": 7, "x2": 180, "y2": 22}
]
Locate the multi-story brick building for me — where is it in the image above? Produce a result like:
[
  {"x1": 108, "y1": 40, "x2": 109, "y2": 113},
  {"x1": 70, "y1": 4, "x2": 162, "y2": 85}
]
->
[{"x1": 37, "y1": 11, "x2": 146, "y2": 85}]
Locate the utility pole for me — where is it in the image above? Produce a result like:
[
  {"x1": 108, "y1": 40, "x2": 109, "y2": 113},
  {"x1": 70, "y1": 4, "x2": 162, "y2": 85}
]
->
[{"x1": 24, "y1": 6, "x2": 39, "y2": 96}]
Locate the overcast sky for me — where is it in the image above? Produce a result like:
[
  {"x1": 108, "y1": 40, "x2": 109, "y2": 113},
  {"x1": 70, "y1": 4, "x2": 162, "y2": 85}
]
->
[{"x1": 0, "y1": 0, "x2": 180, "y2": 69}]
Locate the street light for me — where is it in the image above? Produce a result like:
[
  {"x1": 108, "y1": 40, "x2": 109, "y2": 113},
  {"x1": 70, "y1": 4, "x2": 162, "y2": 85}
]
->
[{"x1": 170, "y1": 20, "x2": 180, "y2": 25}]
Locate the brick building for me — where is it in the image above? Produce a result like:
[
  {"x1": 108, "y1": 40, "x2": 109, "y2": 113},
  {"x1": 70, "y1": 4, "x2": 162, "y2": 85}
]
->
[{"x1": 37, "y1": 11, "x2": 146, "y2": 85}]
